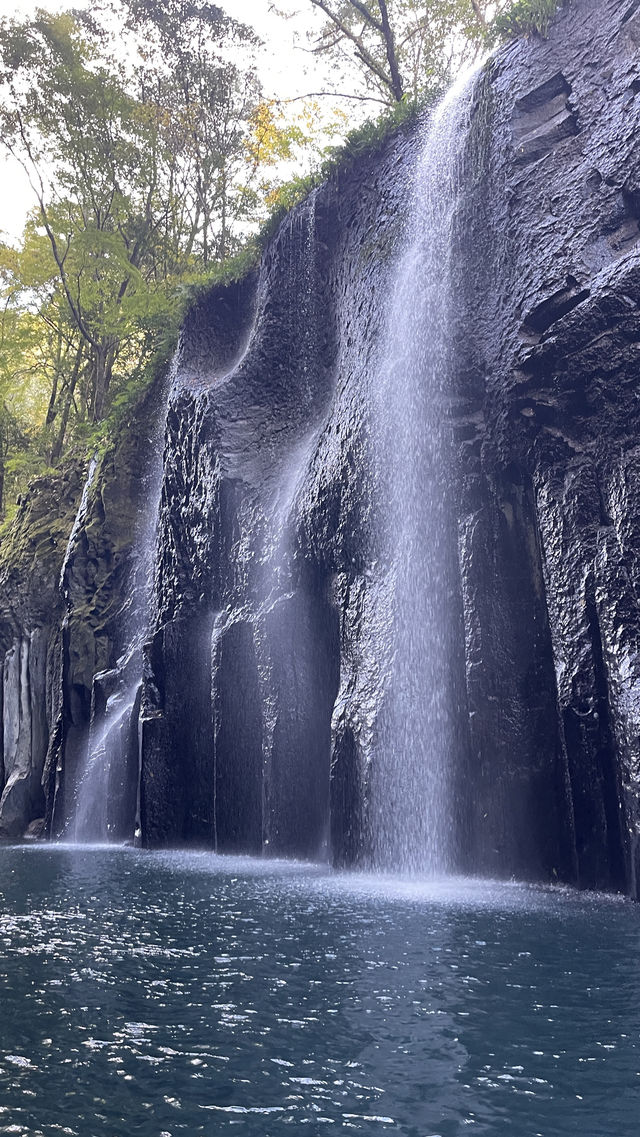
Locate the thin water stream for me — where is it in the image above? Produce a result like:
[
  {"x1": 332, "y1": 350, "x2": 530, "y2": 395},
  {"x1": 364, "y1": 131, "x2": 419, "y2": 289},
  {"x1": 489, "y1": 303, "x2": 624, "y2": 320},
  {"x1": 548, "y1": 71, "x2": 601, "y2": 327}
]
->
[
  {"x1": 70, "y1": 378, "x2": 169, "y2": 844},
  {"x1": 1, "y1": 846, "x2": 638, "y2": 1136}
]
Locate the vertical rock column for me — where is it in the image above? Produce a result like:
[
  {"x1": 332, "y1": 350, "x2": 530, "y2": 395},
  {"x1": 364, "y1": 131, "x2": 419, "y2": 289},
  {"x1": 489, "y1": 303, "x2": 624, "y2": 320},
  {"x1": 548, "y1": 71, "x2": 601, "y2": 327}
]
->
[
  {"x1": 457, "y1": 470, "x2": 576, "y2": 882},
  {"x1": 0, "y1": 629, "x2": 48, "y2": 838}
]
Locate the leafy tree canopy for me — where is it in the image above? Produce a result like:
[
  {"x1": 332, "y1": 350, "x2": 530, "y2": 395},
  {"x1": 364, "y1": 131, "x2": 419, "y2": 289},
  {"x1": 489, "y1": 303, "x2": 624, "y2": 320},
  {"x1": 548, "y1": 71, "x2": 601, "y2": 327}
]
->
[{"x1": 0, "y1": 0, "x2": 307, "y2": 507}]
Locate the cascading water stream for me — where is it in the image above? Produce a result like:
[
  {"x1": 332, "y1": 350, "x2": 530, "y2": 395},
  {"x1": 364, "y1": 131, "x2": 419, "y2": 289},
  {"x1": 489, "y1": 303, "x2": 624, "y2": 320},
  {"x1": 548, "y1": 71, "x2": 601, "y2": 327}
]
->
[
  {"x1": 213, "y1": 192, "x2": 331, "y2": 860},
  {"x1": 59, "y1": 456, "x2": 98, "y2": 591},
  {"x1": 369, "y1": 70, "x2": 478, "y2": 875},
  {"x1": 69, "y1": 383, "x2": 169, "y2": 843}
]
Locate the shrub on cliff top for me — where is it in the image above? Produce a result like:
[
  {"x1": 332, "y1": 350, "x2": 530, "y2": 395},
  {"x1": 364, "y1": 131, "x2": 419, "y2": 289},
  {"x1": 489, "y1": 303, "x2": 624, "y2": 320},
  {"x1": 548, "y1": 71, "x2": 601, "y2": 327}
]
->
[
  {"x1": 491, "y1": 0, "x2": 565, "y2": 41},
  {"x1": 259, "y1": 97, "x2": 420, "y2": 244}
]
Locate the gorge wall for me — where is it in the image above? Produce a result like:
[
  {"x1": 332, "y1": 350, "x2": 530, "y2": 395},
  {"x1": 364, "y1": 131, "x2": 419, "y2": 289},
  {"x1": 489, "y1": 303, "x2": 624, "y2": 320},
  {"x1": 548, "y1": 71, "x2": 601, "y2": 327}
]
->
[{"x1": 2, "y1": 0, "x2": 640, "y2": 897}]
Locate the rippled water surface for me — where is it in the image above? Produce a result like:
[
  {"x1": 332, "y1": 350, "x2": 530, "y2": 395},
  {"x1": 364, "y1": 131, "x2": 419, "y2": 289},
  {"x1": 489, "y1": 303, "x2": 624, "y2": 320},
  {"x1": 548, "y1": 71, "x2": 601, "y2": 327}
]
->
[{"x1": 1, "y1": 848, "x2": 639, "y2": 1136}]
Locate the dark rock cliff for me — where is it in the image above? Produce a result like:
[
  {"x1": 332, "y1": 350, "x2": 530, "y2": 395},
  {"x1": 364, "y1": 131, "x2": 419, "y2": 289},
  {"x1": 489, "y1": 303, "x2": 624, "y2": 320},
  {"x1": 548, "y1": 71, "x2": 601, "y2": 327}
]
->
[
  {"x1": 458, "y1": 0, "x2": 640, "y2": 891},
  {"x1": 2, "y1": 0, "x2": 640, "y2": 897},
  {"x1": 0, "y1": 379, "x2": 165, "y2": 840}
]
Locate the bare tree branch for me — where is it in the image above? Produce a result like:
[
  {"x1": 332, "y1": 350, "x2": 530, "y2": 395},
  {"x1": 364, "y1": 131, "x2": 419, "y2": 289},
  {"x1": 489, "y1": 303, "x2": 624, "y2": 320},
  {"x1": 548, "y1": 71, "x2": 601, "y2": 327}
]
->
[
  {"x1": 347, "y1": 0, "x2": 384, "y2": 33},
  {"x1": 284, "y1": 89, "x2": 389, "y2": 104},
  {"x1": 308, "y1": 0, "x2": 399, "y2": 100},
  {"x1": 470, "y1": 0, "x2": 490, "y2": 27}
]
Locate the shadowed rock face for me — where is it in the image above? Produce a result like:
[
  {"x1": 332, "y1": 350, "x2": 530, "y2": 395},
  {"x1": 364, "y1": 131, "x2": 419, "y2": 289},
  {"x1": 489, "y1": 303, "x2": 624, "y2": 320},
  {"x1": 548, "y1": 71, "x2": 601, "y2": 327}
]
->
[
  {"x1": 0, "y1": 380, "x2": 166, "y2": 841},
  {"x1": 455, "y1": 0, "x2": 640, "y2": 891},
  {"x1": 2, "y1": 0, "x2": 640, "y2": 896}
]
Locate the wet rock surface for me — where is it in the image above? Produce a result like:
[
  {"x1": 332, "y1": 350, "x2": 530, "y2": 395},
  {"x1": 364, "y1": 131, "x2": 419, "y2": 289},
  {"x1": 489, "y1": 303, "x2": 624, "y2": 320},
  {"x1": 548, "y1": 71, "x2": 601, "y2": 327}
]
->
[
  {"x1": 459, "y1": 0, "x2": 640, "y2": 890},
  {"x1": 2, "y1": 0, "x2": 640, "y2": 896},
  {"x1": 142, "y1": 0, "x2": 640, "y2": 892},
  {"x1": 0, "y1": 379, "x2": 166, "y2": 839}
]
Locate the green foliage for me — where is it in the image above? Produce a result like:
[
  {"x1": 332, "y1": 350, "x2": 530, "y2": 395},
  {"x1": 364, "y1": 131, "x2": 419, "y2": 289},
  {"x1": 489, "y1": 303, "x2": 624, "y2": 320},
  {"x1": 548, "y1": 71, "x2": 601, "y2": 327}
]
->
[
  {"x1": 0, "y1": 0, "x2": 276, "y2": 518},
  {"x1": 298, "y1": 2, "x2": 568, "y2": 105},
  {"x1": 257, "y1": 97, "x2": 420, "y2": 246},
  {"x1": 328, "y1": 96, "x2": 421, "y2": 161},
  {"x1": 490, "y1": 0, "x2": 564, "y2": 41},
  {"x1": 296, "y1": 1, "x2": 503, "y2": 107}
]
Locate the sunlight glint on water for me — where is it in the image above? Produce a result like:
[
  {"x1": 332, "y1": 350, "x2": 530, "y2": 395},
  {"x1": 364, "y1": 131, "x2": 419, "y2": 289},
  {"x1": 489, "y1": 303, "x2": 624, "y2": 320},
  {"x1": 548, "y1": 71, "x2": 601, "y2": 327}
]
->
[{"x1": 1, "y1": 846, "x2": 639, "y2": 1137}]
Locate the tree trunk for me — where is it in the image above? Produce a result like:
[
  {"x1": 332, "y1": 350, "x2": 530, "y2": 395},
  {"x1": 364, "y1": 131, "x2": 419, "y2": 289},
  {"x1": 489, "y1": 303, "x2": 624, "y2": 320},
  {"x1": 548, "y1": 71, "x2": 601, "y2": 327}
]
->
[
  {"x1": 220, "y1": 164, "x2": 228, "y2": 260},
  {"x1": 377, "y1": 0, "x2": 404, "y2": 102},
  {"x1": 91, "y1": 340, "x2": 117, "y2": 422},
  {"x1": 50, "y1": 345, "x2": 84, "y2": 463}
]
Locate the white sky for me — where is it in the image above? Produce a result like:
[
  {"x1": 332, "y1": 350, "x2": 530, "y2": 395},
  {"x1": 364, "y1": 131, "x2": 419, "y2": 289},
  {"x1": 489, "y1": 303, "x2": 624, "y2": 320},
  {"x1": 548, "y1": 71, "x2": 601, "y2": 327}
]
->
[{"x1": 0, "y1": 0, "x2": 355, "y2": 244}]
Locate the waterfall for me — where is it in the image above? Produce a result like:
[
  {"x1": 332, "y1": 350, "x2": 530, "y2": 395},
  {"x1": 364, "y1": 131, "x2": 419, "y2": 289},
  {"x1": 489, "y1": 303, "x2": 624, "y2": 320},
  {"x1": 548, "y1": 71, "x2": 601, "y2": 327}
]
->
[
  {"x1": 69, "y1": 381, "x2": 169, "y2": 843},
  {"x1": 59, "y1": 456, "x2": 98, "y2": 592},
  {"x1": 231, "y1": 192, "x2": 332, "y2": 859},
  {"x1": 368, "y1": 70, "x2": 478, "y2": 875}
]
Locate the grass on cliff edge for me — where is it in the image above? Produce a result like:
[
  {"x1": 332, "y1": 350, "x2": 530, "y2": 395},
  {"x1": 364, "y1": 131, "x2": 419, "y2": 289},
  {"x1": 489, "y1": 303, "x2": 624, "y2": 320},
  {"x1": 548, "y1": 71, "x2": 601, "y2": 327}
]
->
[
  {"x1": 184, "y1": 97, "x2": 422, "y2": 311},
  {"x1": 490, "y1": 0, "x2": 567, "y2": 42}
]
